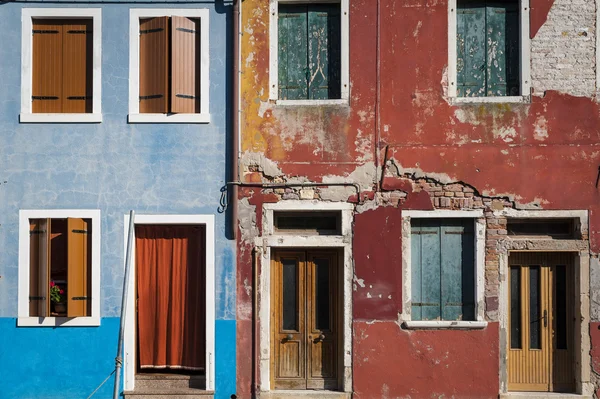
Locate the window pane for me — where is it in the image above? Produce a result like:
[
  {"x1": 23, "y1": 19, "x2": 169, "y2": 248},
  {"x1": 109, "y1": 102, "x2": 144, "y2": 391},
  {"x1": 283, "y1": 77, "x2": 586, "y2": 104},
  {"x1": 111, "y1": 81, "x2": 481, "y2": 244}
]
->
[
  {"x1": 314, "y1": 258, "x2": 330, "y2": 330},
  {"x1": 282, "y1": 258, "x2": 298, "y2": 331},
  {"x1": 529, "y1": 266, "x2": 541, "y2": 349},
  {"x1": 556, "y1": 265, "x2": 567, "y2": 349},
  {"x1": 510, "y1": 266, "x2": 521, "y2": 349}
]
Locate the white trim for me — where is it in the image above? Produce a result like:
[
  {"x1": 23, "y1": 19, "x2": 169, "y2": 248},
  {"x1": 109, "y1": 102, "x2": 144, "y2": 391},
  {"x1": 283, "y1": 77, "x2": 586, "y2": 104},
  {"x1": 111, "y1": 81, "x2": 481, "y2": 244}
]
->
[
  {"x1": 128, "y1": 113, "x2": 210, "y2": 124},
  {"x1": 19, "y1": 113, "x2": 103, "y2": 123},
  {"x1": 275, "y1": 99, "x2": 349, "y2": 106},
  {"x1": 269, "y1": 0, "x2": 350, "y2": 101},
  {"x1": 17, "y1": 209, "x2": 101, "y2": 327},
  {"x1": 401, "y1": 210, "x2": 486, "y2": 324},
  {"x1": 128, "y1": 9, "x2": 210, "y2": 124},
  {"x1": 20, "y1": 9, "x2": 102, "y2": 122},
  {"x1": 259, "y1": 201, "x2": 353, "y2": 393},
  {"x1": 447, "y1": 0, "x2": 530, "y2": 101},
  {"x1": 403, "y1": 320, "x2": 488, "y2": 330},
  {"x1": 596, "y1": 0, "x2": 600, "y2": 97},
  {"x1": 123, "y1": 214, "x2": 215, "y2": 392}
]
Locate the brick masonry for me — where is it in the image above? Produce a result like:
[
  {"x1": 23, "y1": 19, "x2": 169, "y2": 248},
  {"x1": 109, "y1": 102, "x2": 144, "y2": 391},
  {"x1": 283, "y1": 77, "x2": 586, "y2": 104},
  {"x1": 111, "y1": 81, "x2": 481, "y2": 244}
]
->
[{"x1": 531, "y1": 0, "x2": 597, "y2": 97}]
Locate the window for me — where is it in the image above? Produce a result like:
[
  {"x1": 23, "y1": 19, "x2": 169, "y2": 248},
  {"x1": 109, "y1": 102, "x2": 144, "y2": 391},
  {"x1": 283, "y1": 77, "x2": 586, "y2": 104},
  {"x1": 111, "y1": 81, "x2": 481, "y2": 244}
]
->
[
  {"x1": 129, "y1": 9, "x2": 210, "y2": 123},
  {"x1": 411, "y1": 219, "x2": 475, "y2": 321},
  {"x1": 401, "y1": 211, "x2": 486, "y2": 328},
  {"x1": 447, "y1": 0, "x2": 530, "y2": 103},
  {"x1": 21, "y1": 9, "x2": 102, "y2": 123},
  {"x1": 269, "y1": 0, "x2": 349, "y2": 104},
  {"x1": 18, "y1": 210, "x2": 100, "y2": 326}
]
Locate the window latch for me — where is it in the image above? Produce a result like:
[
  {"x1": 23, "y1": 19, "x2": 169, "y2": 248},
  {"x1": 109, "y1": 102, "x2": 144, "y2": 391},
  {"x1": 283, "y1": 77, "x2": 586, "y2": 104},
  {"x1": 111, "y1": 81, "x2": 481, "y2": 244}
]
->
[{"x1": 72, "y1": 296, "x2": 91, "y2": 301}]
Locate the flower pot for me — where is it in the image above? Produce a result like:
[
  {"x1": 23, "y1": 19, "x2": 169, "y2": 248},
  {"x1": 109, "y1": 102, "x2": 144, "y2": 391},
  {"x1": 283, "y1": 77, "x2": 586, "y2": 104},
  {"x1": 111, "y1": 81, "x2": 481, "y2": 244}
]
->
[{"x1": 52, "y1": 302, "x2": 67, "y2": 315}]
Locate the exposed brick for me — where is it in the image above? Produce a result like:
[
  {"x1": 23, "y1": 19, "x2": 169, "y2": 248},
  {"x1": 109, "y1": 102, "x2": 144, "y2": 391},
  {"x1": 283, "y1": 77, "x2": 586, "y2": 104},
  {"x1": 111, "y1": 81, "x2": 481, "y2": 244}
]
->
[{"x1": 486, "y1": 297, "x2": 499, "y2": 312}]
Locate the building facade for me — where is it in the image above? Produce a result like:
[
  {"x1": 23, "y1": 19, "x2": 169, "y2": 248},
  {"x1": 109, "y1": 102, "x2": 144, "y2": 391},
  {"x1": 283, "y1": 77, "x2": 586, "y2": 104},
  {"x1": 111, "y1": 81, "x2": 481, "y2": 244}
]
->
[
  {"x1": 0, "y1": 2, "x2": 236, "y2": 399},
  {"x1": 236, "y1": 0, "x2": 600, "y2": 398}
]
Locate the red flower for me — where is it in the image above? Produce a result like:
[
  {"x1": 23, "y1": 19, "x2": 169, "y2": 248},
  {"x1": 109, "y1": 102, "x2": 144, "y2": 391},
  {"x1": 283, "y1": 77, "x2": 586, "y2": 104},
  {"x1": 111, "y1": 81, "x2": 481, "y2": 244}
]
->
[
  {"x1": 60, "y1": 290, "x2": 64, "y2": 294},
  {"x1": 50, "y1": 281, "x2": 55, "y2": 287}
]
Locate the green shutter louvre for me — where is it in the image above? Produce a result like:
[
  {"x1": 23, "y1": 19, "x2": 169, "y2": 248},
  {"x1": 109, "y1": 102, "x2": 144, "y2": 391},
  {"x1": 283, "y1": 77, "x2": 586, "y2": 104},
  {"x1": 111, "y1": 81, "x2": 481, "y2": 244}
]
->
[
  {"x1": 278, "y1": 5, "x2": 309, "y2": 100},
  {"x1": 307, "y1": 5, "x2": 341, "y2": 100}
]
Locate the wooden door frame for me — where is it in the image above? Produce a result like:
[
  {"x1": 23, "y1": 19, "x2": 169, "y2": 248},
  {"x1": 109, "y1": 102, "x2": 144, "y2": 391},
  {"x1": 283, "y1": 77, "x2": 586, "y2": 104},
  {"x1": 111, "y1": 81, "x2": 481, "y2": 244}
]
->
[
  {"x1": 122, "y1": 214, "x2": 216, "y2": 392},
  {"x1": 496, "y1": 209, "x2": 592, "y2": 396},
  {"x1": 258, "y1": 201, "x2": 354, "y2": 394}
]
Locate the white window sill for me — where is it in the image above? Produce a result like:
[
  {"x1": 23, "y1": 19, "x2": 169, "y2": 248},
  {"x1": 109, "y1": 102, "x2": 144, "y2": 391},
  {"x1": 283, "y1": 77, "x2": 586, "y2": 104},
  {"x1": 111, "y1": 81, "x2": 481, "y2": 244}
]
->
[
  {"x1": 450, "y1": 96, "x2": 530, "y2": 104},
  {"x1": 274, "y1": 99, "x2": 349, "y2": 106},
  {"x1": 20, "y1": 113, "x2": 103, "y2": 123},
  {"x1": 18, "y1": 316, "x2": 101, "y2": 327},
  {"x1": 402, "y1": 320, "x2": 488, "y2": 330},
  {"x1": 128, "y1": 113, "x2": 210, "y2": 124}
]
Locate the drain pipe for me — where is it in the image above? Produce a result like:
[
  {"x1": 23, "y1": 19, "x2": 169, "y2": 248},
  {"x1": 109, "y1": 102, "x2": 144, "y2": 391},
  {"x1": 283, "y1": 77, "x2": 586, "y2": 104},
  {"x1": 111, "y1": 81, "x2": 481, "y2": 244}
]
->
[
  {"x1": 113, "y1": 210, "x2": 135, "y2": 399},
  {"x1": 231, "y1": 0, "x2": 241, "y2": 240}
]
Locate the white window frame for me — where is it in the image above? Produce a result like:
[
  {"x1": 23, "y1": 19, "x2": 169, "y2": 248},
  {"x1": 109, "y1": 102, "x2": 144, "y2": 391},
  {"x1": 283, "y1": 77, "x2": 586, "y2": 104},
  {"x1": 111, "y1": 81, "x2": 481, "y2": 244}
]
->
[
  {"x1": 17, "y1": 209, "x2": 101, "y2": 327},
  {"x1": 269, "y1": 0, "x2": 350, "y2": 105},
  {"x1": 447, "y1": 0, "x2": 530, "y2": 104},
  {"x1": 128, "y1": 9, "x2": 210, "y2": 124},
  {"x1": 122, "y1": 214, "x2": 215, "y2": 392},
  {"x1": 401, "y1": 210, "x2": 488, "y2": 329},
  {"x1": 20, "y1": 8, "x2": 102, "y2": 123}
]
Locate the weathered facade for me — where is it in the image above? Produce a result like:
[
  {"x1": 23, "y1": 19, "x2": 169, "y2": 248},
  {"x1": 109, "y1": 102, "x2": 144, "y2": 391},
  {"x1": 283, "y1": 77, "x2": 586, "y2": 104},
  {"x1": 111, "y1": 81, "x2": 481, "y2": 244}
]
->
[
  {"x1": 236, "y1": 0, "x2": 600, "y2": 397},
  {"x1": 0, "y1": 2, "x2": 236, "y2": 399}
]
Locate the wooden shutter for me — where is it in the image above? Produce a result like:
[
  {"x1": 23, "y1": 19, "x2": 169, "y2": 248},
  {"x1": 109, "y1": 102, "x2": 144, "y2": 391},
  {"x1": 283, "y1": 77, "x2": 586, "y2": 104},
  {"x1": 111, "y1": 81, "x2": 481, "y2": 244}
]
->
[
  {"x1": 411, "y1": 219, "x2": 475, "y2": 321},
  {"x1": 67, "y1": 218, "x2": 90, "y2": 317},
  {"x1": 63, "y1": 20, "x2": 93, "y2": 113},
  {"x1": 456, "y1": 2, "x2": 486, "y2": 97},
  {"x1": 171, "y1": 16, "x2": 200, "y2": 113},
  {"x1": 278, "y1": 5, "x2": 309, "y2": 100},
  {"x1": 307, "y1": 5, "x2": 341, "y2": 100},
  {"x1": 32, "y1": 21, "x2": 63, "y2": 113},
  {"x1": 29, "y1": 219, "x2": 50, "y2": 317},
  {"x1": 139, "y1": 17, "x2": 169, "y2": 113},
  {"x1": 486, "y1": 1, "x2": 520, "y2": 96},
  {"x1": 440, "y1": 221, "x2": 475, "y2": 320}
]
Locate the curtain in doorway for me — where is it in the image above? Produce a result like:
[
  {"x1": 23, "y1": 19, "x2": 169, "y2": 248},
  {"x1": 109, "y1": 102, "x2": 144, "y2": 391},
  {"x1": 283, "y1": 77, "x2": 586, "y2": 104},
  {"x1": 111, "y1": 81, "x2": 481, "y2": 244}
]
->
[{"x1": 136, "y1": 225, "x2": 206, "y2": 370}]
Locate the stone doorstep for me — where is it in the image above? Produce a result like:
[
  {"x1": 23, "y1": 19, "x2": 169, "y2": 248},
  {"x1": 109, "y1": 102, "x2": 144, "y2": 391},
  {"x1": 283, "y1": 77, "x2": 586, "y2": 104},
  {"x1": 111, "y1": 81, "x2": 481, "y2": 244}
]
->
[
  {"x1": 134, "y1": 374, "x2": 206, "y2": 390},
  {"x1": 123, "y1": 392, "x2": 214, "y2": 399},
  {"x1": 260, "y1": 390, "x2": 351, "y2": 399},
  {"x1": 500, "y1": 393, "x2": 592, "y2": 399}
]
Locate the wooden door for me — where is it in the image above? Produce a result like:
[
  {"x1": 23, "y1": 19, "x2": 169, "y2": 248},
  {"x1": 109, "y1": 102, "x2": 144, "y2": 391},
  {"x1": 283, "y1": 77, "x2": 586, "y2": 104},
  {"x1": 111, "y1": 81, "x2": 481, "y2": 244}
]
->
[
  {"x1": 272, "y1": 250, "x2": 339, "y2": 390},
  {"x1": 508, "y1": 252, "x2": 575, "y2": 392}
]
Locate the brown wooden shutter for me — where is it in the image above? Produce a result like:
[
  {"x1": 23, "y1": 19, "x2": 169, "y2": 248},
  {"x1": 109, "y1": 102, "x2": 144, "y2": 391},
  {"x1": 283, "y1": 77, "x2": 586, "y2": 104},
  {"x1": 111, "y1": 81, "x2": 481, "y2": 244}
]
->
[
  {"x1": 67, "y1": 218, "x2": 90, "y2": 317},
  {"x1": 63, "y1": 20, "x2": 93, "y2": 113},
  {"x1": 139, "y1": 17, "x2": 169, "y2": 113},
  {"x1": 171, "y1": 16, "x2": 200, "y2": 114},
  {"x1": 32, "y1": 21, "x2": 63, "y2": 113},
  {"x1": 29, "y1": 219, "x2": 50, "y2": 317}
]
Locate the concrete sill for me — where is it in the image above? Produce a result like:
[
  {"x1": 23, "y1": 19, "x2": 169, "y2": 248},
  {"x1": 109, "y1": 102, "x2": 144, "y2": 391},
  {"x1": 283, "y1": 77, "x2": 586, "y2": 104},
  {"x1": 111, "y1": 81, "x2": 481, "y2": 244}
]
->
[
  {"x1": 18, "y1": 316, "x2": 101, "y2": 327},
  {"x1": 128, "y1": 113, "x2": 210, "y2": 124},
  {"x1": 260, "y1": 391, "x2": 351, "y2": 399},
  {"x1": 402, "y1": 320, "x2": 488, "y2": 330},
  {"x1": 449, "y1": 95, "x2": 530, "y2": 104},
  {"x1": 274, "y1": 99, "x2": 349, "y2": 106},
  {"x1": 20, "y1": 113, "x2": 102, "y2": 123},
  {"x1": 500, "y1": 393, "x2": 592, "y2": 399}
]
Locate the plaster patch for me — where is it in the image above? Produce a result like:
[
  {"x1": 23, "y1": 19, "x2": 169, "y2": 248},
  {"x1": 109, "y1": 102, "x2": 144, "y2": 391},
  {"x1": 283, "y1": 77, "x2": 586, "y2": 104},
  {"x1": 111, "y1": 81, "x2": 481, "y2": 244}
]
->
[
  {"x1": 533, "y1": 115, "x2": 549, "y2": 141},
  {"x1": 320, "y1": 162, "x2": 376, "y2": 201},
  {"x1": 493, "y1": 126, "x2": 517, "y2": 143},
  {"x1": 241, "y1": 151, "x2": 283, "y2": 178},
  {"x1": 238, "y1": 197, "x2": 259, "y2": 243}
]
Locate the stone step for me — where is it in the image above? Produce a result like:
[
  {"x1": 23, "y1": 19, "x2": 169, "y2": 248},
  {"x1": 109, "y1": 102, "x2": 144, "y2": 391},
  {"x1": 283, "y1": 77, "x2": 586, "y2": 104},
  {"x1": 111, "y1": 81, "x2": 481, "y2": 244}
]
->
[
  {"x1": 123, "y1": 388, "x2": 214, "y2": 399},
  {"x1": 260, "y1": 391, "x2": 351, "y2": 399},
  {"x1": 134, "y1": 374, "x2": 206, "y2": 390}
]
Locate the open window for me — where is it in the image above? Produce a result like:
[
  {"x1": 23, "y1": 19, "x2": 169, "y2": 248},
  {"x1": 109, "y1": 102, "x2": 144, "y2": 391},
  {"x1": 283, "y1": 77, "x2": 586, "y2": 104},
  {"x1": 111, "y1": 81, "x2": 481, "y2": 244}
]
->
[
  {"x1": 447, "y1": 0, "x2": 530, "y2": 103},
  {"x1": 18, "y1": 210, "x2": 100, "y2": 326},
  {"x1": 129, "y1": 9, "x2": 210, "y2": 123},
  {"x1": 269, "y1": 0, "x2": 349, "y2": 105},
  {"x1": 20, "y1": 9, "x2": 102, "y2": 123}
]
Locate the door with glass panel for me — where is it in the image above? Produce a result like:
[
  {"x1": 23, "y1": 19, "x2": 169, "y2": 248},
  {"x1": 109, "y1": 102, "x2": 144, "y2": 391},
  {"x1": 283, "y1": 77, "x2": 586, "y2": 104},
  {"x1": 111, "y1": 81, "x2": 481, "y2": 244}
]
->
[
  {"x1": 508, "y1": 252, "x2": 575, "y2": 392},
  {"x1": 271, "y1": 250, "x2": 339, "y2": 390}
]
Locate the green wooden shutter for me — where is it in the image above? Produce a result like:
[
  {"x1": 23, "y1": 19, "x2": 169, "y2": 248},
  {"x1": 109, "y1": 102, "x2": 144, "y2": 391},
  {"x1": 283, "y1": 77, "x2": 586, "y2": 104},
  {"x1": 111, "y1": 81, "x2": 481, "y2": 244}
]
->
[
  {"x1": 411, "y1": 219, "x2": 475, "y2": 321},
  {"x1": 278, "y1": 5, "x2": 309, "y2": 100},
  {"x1": 307, "y1": 5, "x2": 341, "y2": 100},
  {"x1": 457, "y1": 0, "x2": 519, "y2": 97},
  {"x1": 486, "y1": 1, "x2": 520, "y2": 96},
  {"x1": 457, "y1": 2, "x2": 486, "y2": 97},
  {"x1": 440, "y1": 220, "x2": 475, "y2": 320}
]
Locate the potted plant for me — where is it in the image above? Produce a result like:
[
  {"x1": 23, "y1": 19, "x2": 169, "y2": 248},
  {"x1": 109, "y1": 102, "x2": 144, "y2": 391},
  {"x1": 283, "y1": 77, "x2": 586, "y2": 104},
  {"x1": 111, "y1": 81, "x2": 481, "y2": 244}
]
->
[{"x1": 50, "y1": 281, "x2": 66, "y2": 314}]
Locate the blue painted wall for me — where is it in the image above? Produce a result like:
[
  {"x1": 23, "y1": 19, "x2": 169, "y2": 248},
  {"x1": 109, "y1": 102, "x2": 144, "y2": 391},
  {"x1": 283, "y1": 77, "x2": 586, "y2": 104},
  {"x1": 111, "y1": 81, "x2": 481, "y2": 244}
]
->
[{"x1": 0, "y1": 2, "x2": 236, "y2": 398}]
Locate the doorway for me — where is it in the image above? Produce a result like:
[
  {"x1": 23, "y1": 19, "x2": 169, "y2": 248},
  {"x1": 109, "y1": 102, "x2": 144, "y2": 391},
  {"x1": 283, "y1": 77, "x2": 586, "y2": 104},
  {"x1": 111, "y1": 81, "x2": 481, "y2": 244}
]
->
[
  {"x1": 135, "y1": 224, "x2": 206, "y2": 374},
  {"x1": 507, "y1": 252, "x2": 575, "y2": 392},
  {"x1": 271, "y1": 249, "x2": 340, "y2": 390}
]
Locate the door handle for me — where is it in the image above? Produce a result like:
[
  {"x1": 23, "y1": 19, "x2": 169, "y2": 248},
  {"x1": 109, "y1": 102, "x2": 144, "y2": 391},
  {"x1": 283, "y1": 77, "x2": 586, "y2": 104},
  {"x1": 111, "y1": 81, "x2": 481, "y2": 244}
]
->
[
  {"x1": 313, "y1": 334, "x2": 325, "y2": 343},
  {"x1": 282, "y1": 334, "x2": 293, "y2": 342}
]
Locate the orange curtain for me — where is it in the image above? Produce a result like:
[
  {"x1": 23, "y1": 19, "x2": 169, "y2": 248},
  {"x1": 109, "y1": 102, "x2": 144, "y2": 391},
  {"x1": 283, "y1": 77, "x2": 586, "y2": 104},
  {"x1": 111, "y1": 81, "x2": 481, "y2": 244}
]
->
[{"x1": 136, "y1": 225, "x2": 206, "y2": 370}]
